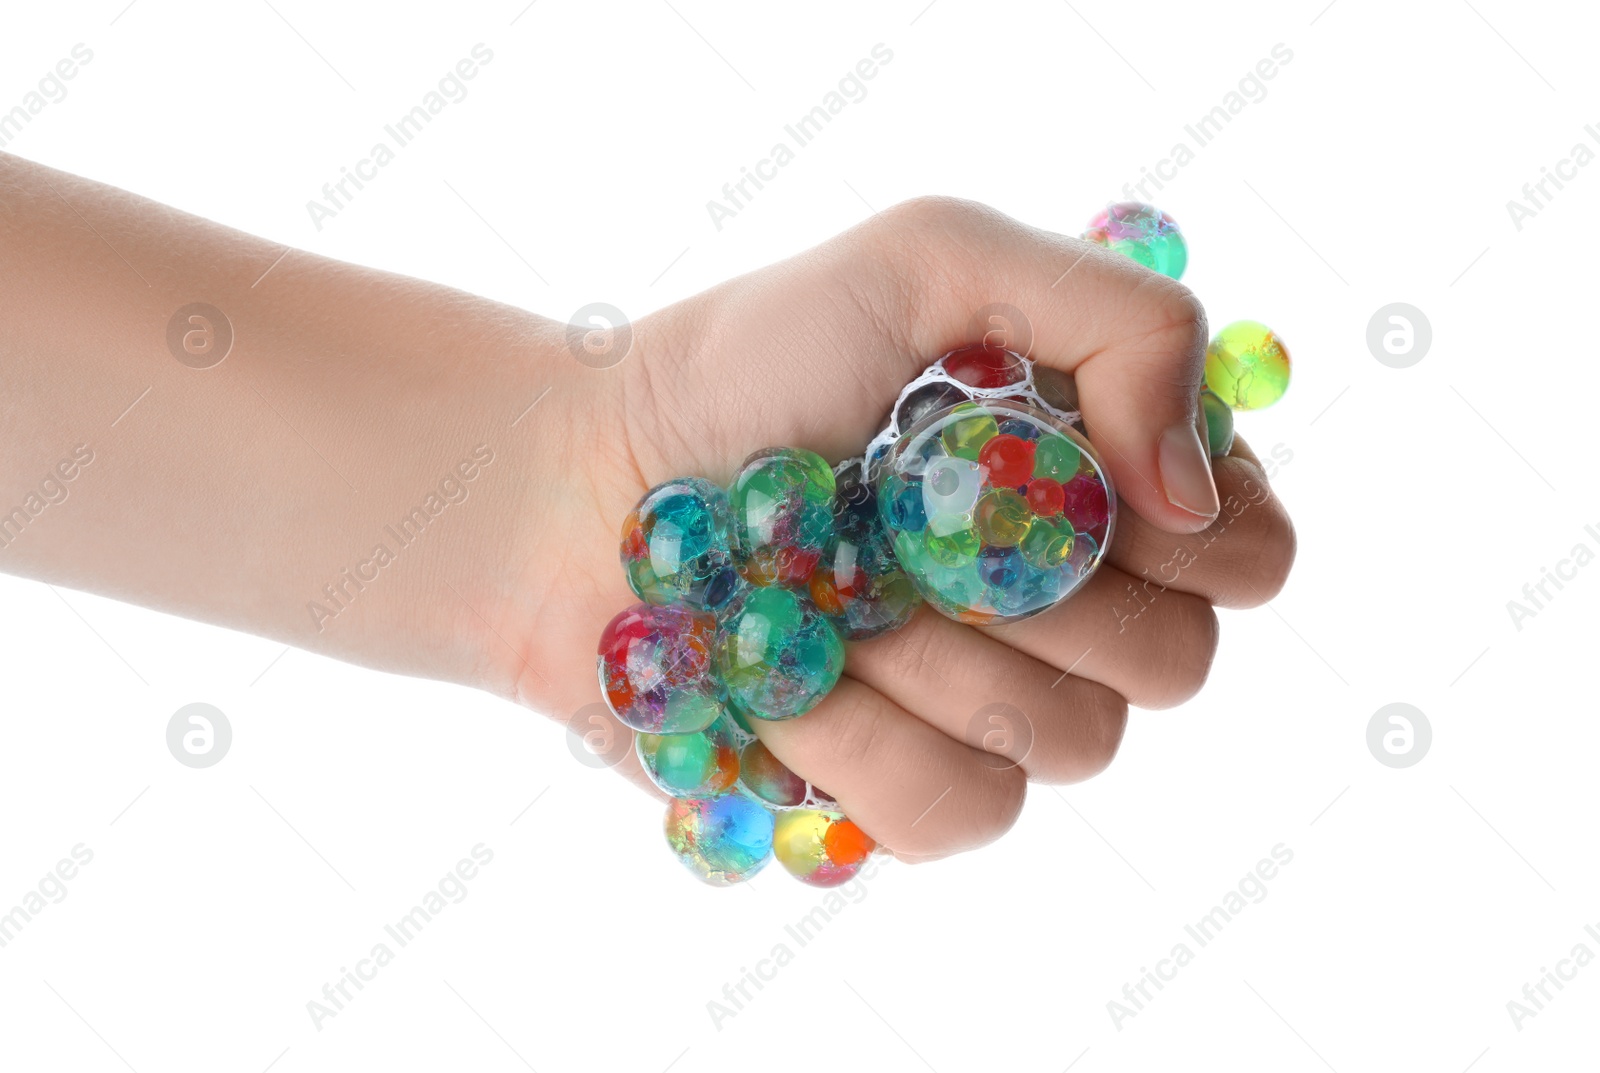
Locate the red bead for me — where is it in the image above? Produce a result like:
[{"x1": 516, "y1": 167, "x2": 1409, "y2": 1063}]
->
[
  {"x1": 597, "y1": 605, "x2": 652, "y2": 659},
  {"x1": 978, "y1": 433, "x2": 1035, "y2": 488},
  {"x1": 1026, "y1": 478, "x2": 1065, "y2": 516},
  {"x1": 1061, "y1": 475, "x2": 1109, "y2": 531},
  {"x1": 620, "y1": 512, "x2": 649, "y2": 558},
  {"x1": 777, "y1": 546, "x2": 821, "y2": 587},
  {"x1": 943, "y1": 344, "x2": 1027, "y2": 389}
]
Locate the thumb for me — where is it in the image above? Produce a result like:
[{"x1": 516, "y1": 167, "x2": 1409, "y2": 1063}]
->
[
  {"x1": 832, "y1": 196, "x2": 1221, "y2": 534},
  {"x1": 1069, "y1": 277, "x2": 1219, "y2": 533}
]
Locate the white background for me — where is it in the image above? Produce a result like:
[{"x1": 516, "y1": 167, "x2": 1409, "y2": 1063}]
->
[{"x1": 3, "y1": 1, "x2": 1597, "y2": 1070}]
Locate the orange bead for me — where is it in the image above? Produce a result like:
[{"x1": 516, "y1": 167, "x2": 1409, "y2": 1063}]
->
[
  {"x1": 809, "y1": 571, "x2": 844, "y2": 616},
  {"x1": 620, "y1": 511, "x2": 648, "y2": 557},
  {"x1": 823, "y1": 818, "x2": 873, "y2": 866},
  {"x1": 741, "y1": 548, "x2": 781, "y2": 586},
  {"x1": 710, "y1": 744, "x2": 740, "y2": 792}
]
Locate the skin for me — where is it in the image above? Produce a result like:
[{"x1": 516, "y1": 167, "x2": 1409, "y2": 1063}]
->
[{"x1": 0, "y1": 153, "x2": 1295, "y2": 865}]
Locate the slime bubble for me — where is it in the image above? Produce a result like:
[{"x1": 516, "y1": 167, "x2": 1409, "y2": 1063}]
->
[
  {"x1": 664, "y1": 794, "x2": 774, "y2": 886},
  {"x1": 730, "y1": 447, "x2": 836, "y2": 588},
  {"x1": 620, "y1": 478, "x2": 741, "y2": 612},
  {"x1": 880, "y1": 399, "x2": 1112, "y2": 625},
  {"x1": 1199, "y1": 388, "x2": 1235, "y2": 457},
  {"x1": 1083, "y1": 201, "x2": 1188, "y2": 280},
  {"x1": 1204, "y1": 320, "x2": 1290, "y2": 411},
  {"x1": 715, "y1": 586, "x2": 845, "y2": 720},
  {"x1": 597, "y1": 603, "x2": 723, "y2": 734},
  {"x1": 636, "y1": 714, "x2": 741, "y2": 798},
  {"x1": 772, "y1": 808, "x2": 876, "y2": 887},
  {"x1": 737, "y1": 739, "x2": 810, "y2": 808},
  {"x1": 942, "y1": 343, "x2": 1029, "y2": 389},
  {"x1": 811, "y1": 462, "x2": 920, "y2": 640}
]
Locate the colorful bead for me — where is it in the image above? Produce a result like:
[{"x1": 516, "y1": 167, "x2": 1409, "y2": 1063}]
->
[
  {"x1": 893, "y1": 381, "x2": 970, "y2": 437},
  {"x1": 1200, "y1": 388, "x2": 1235, "y2": 457},
  {"x1": 978, "y1": 545, "x2": 1024, "y2": 588},
  {"x1": 1061, "y1": 473, "x2": 1109, "y2": 532},
  {"x1": 881, "y1": 399, "x2": 1113, "y2": 624},
  {"x1": 597, "y1": 603, "x2": 723, "y2": 734},
  {"x1": 813, "y1": 462, "x2": 920, "y2": 640},
  {"x1": 636, "y1": 714, "x2": 741, "y2": 798},
  {"x1": 882, "y1": 473, "x2": 928, "y2": 533},
  {"x1": 729, "y1": 447, "x2": 836, "y2": 588},
  {"x1": 664, "y1": 794, "x2": 774, "y2": 886},
  {"x1": 1025, "y1": 478, "x2": 1065, "y2": 517},
  {"x1": 1063, "y1": 532, "x2": 1099, "y2": 579},
  {"x1": 922, "y1": 456, "x2": 984, "y2": 530},
  {"x1": 939, "y1": 402, "x2": 999, "y2": 461},
  {"x1": 621, "y1": 478, "x2": 741, "y2": 612},
  {"x1": 925, "y1": 526, "x2": 979, "y2": 566},
  {"x1": 1019, "y1": 515, "x2": 1074, "y2": 569},
  {"x1": 737, "y1": 739, "x2": 809, "y2": 808},
  {"x1": 975, "y1": 488, "x2": 1030, "y2": 547},
  {"x1": 1204, "y1": 320, "x2": 1291, "y2": 411},
  {"x1": 1032, "y1": 435, "x2": 1080, "y2": 481},
  {"x1": 772, "y1": 809, "x2": 875, "y2": 887},
  {"x1": 978, "y1": 433, "x2": 1036, "y2": 488},
  {"x1": 715, "y1": 587, "x2": 844, "y2": 720},
  {"x1": 942, "y1": 343, "x2": 1029, "y2": 389},
  {"x1": 1083, "y1": 201, "x2": 1188, "y2": 280}
]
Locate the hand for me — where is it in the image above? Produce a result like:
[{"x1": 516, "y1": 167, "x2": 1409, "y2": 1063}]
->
[
  {"x1": 501, "y1": 197, "x2": 1297, "y2": 862},
  {"x1": 0, "y1": 160, "x2": 1292, "y2": 865}
]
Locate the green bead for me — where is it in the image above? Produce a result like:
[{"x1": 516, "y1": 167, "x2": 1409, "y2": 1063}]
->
[
  {"x1": 1032, "y1": 434, "x2": 1080, "y2": 481},
  {"x1": 940, "y1": 403, "x2": 998, "y2": 461},
  {"x1": 1199, "y1": 389, "x2": 1235, "y2": 457},
  {"x1": 1204, "y1": 320, "x2": 1291, "y2": 410},
  {"x1": 645, "y1": 731, "x2": 716, "y2": 792},
  {"x1": 1020, "y1": 516, "x2": 1074, "y2": 569},
  {"x1": 795, "y1": 450, "x2": 838, "y2": 503},
  {"x1": 742, "y1": 585, "x2": 802, "y2": 638},
  {"x1": 925, "y1": 527, "x2": 979, "y2": 566},
  {"x1": 662, "y1": 691, "x2": 721, "y2": 735}
]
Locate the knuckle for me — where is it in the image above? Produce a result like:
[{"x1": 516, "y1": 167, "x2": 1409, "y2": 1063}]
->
[
  {"x1": 826, "y1": 689, "x2": 889, "y2": 772},
  {"x1": 1144, "y1": 595, "x2": 1220, "y2": 709},
  {"x1": 895, "y1": 768, "x2": 1025, "y2": 861},
  {"x1": 1246, "y1": 503, "x2": 1297, "y2": 603},
  {"x1": 1080, "y1": 691, "x2": 1130, "y2": 779},
  {"x1": 883, "y1": 194, "x2": 995, "y2": 234},
  {"x1": 1030, "y1": 686, "x2": 1128, "y2": 784}
]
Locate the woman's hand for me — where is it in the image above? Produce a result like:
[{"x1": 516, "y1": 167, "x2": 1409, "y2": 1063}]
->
[
  {"x1": 0, "y1": 158, "x2": 1292, "y2": 865},
  {"x1": 501, "y1": 197, "x2": 1297, "y2": 862}
]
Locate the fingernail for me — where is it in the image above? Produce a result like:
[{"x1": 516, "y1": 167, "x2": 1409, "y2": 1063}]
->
[{"x1": 1159, "y1": 421, "x2": 1220, "y2": 521}]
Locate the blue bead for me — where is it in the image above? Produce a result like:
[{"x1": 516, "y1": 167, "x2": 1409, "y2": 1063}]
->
[{"x1": 979, "y1": 546, "x2": 1023, "y2": 589}]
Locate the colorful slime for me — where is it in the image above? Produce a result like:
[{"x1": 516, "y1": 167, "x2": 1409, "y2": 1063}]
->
[{"x1": 878, "y1": 399, "x2": 1113, "y2": 624}]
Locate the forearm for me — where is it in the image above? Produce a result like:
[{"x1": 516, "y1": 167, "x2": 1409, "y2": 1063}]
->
[{"x1": 0, "y1": 152, "x2": 577, "y2": 690}]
